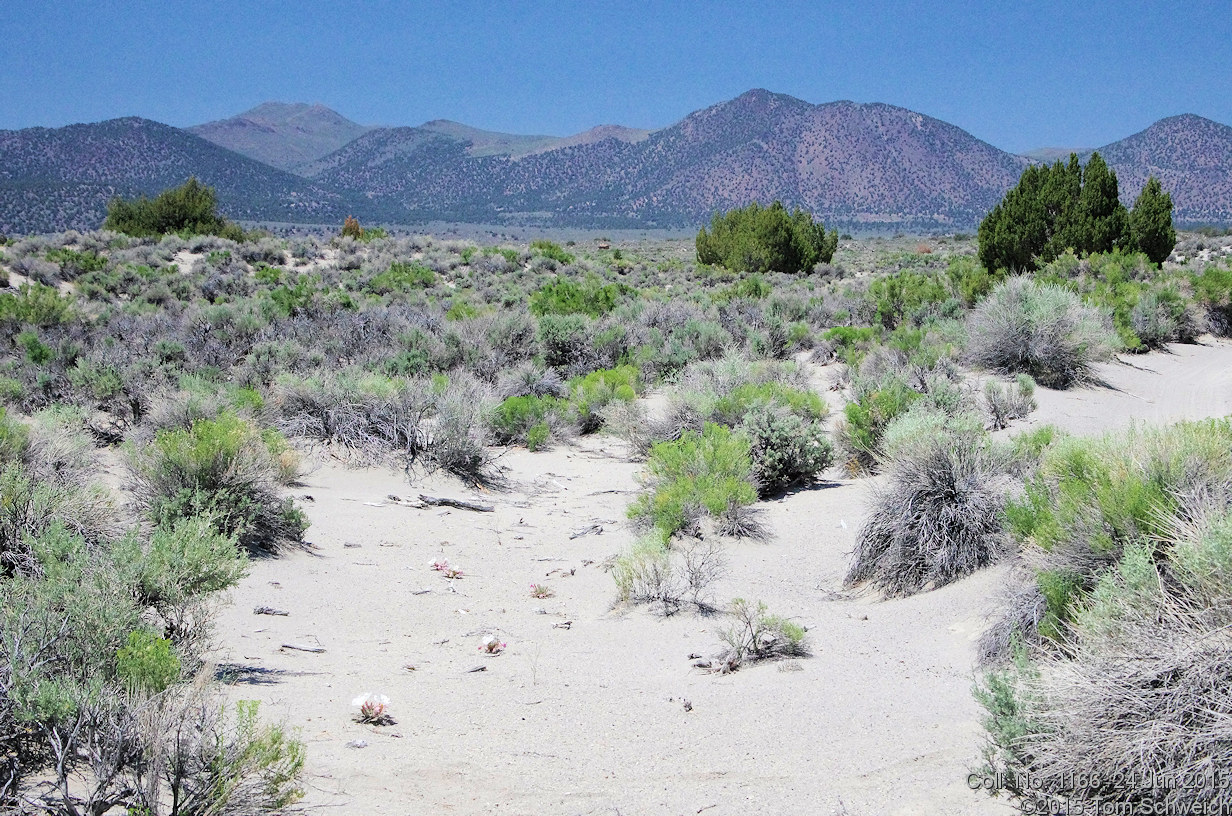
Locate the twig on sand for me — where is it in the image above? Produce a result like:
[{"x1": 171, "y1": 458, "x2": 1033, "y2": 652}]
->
[
  {"x1": 418, "y1": 494, "x2": 495, "y2": 512},
  {"x1": 569, "y1": 524, "x2": 603, "y2": 539},
  {"x1": 281, "y1": 643, "x2": 325, "y2": 654},
  {"x1": 254, "y1": 606, "x2": 289, "y2": 616}
]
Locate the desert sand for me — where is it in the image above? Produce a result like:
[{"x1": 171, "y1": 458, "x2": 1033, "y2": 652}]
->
[{"x1": 211, "y1": 338, "x2": 1232, "y2": 816}]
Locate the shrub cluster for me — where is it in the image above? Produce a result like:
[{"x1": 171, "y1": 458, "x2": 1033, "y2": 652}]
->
[
  {"x1": 103, "y1": 177, "x2": 248, "y2": 241},
  {"x1": 977, "y1": 418, "x2": 1232, "y2": 811},
  {"x1": 696, "y1": 200, "x2": 838, "y2": 274}
]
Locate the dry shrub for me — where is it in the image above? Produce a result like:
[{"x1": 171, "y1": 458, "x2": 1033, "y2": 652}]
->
[
  {"x1": 846, "y1": 435, "x2": 1011, "y2": 596},
  {"x1": 965, "y1": 277, "x2": 1118, "y2": 388},
  {"x1": 714, "y1": 598, "x2": 809, "y2": 672},
  {"x1": 612, "y1": 537, "x2": 726, "y2": 616}
]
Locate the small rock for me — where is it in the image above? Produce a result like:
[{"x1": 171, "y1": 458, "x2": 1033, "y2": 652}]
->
[
  {"x1": 345, "y1": 739, "x2": 368, "y2": 749},
  {"x1": 683, "y1": 700, "x2": 693, "y2": 712}
]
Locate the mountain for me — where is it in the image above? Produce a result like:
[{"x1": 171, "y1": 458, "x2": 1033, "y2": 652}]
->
[
  {"x1": 417, "y1": 120, "x2": 560, "y2": 158},
  {"x1": 189, "y1": 102, "x2": 373, "y2": 173},
  {"x1": 0, "y1": 117, "x2": 351, "y2": 234},
  {"x1": 2, "y1": 92, "x2": 1229, "y2": 234},
  {"x1": 1093, "y1": 114, "x2": 1232, "y2": 226},
  {"x1": 307, "y1": 89, "x2": 1030, "y2": 229},
  {"x1": 1021, "y1": 146, "x2": 1094, "y2": 162}
]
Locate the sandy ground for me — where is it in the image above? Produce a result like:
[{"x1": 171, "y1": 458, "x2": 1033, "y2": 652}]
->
[{"x1": 211, "y1": 339, "x2": 1232, "y2": 816}]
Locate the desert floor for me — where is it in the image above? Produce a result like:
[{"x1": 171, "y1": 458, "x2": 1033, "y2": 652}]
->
[{"x1": 210, "y1": 338, "x2": 1232, "y2": 816}]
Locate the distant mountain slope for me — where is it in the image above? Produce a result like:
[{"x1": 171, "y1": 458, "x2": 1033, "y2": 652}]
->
[
  {"x1": 0, "y1": 117, "x2": 351, "y2": 233},
  {"x1": 1094, "y1": 114, "x2": 1232, "y2": 225},
  {"x1": 1021, "y1": 146, "x2": 1094, "y2": 162},
  {"x1": 189, "y1": 102, "x2": 373, "y2": 173},
  {"x1": 417, "y1": 120, "x2": 560, "y2": 158},
  {"x1": 309, "y1": 89, "x2": 1031, "y2": 229},
  {"x1": 1, "y1": 93, "x2": 1229, "y2": 234}
]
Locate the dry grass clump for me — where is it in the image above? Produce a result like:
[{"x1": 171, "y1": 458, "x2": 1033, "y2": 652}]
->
[
  {"x1": 965, "y1": 276, "x2": 1118, "y2": 388},
  {"x1": 612, "y1": 536, "x2": 726, "y2": 616},
  {"x1": 976, "y1": 419, "x2": 1232, "y2": 811},
  {"x1": 846, "y1": 426, "x2": 1012, "y2": 596}
]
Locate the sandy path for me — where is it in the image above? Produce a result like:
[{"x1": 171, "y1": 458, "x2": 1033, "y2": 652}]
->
[
  {"x1": 211, "y1": 339, "x2": 1232, "y2": 815},
  {"x1": 1026, "y1": 336, "x2": 1232, "y2": 435}
]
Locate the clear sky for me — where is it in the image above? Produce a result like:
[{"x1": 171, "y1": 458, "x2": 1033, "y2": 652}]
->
[{"x1": 2, "y1": 0, "x2": 1229, "y2": 153}]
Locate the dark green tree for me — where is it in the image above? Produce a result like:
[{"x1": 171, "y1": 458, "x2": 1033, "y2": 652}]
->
[
  {"x1": 1076, "y1": 153, "x2": 1130, "y2": 255},
  {"x1": 978, "y1": 164, "x2": 1049, "y2": 272},
  {"x1": 696, "y1": 201, "x2": 837, "y2": 274},
  {"x1": 103, "y1": 177, "x2": 245, "y2": 240},
  {"x1": 1128, "y1": 176, "x2": 1177, "y2": 265},
  {"x1": 979, "y1": 152, "x2": 1132, "y2": 272}
]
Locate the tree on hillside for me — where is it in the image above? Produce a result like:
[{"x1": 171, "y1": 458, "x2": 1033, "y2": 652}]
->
[
  {"x1": 1129, "y1": 176, "x2": 1177, "y2": 265},
  {"x1": 103, "y1": 176, "x2": 246, "y2": 240},
  {"x1": 696, "y1": 201, "x2": 838, "y2": 274}
]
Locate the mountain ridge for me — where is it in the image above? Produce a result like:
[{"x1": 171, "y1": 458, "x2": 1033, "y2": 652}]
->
[{"x1": 2, "y1": 92, "x2": 1229, "y2": 233}]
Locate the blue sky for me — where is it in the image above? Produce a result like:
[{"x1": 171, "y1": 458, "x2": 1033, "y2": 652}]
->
[{"x1": 2, "y1": 1, "x2": 1229, "y2": 153}]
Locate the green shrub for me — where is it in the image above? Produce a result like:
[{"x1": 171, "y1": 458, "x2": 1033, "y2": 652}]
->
[
  {"x1": 368, "y1": 261, "x2": 436, "y2": 293},
  {"x1": 836, "y1": 377, "x2": 921, "y2": 471},
  {"x1": 867, "y1": 270, "x2": 950, "y2": 328},
  {"x1": 529, "y1": 276, "x2": 630, "y2": 317},
  {"x1": 629, "y1": 423, "x2": 760, "y2": 541},
  {"x1": 710, "y1": 381, "x2": 826, "y2": 427},
  {"x1": 0, "y1": 283, "x2": 74, "y2": 328},
  {"x1": 103, "y1": 176, "x2": 247, "y2": 240},
  {"x1": 570, "y1": 365, "x2": 640, "y2": 433},
  {"x1": 116, "y1": 630, "x2": 181, "y2": 694},
  {"x1": 696, "y1": 200, "x2": 838, "y2": 274},
  {"x1": 947, "y1": 255, "x2": 1002, "y2": 307},
  {"x1": 129, "y1": 413, "x2": 307, "y2": 553},
  {"x1": 489, "y1": 394, "x2": 562, "y2": 447},
  {"x1": 711, "y1": 274, "x2": 772, "y2": 304},
  {"x1": 45, "y1": 247, "x2": 107, "y2": 279},
  {"x1": 530, "y1": 239, "x2": 574, "y2": 265}
]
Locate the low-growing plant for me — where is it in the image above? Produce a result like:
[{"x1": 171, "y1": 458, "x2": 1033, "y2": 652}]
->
[
  {"x1": 529, "y1": 276, "x2": 630, "y2": 317},
  {"x1": 715, "y1": 598, "x2": 808, "y2": 670},
  {"x1": 628, "y1": 423, "x2": 761, "y2": 541},
  {"x1": 489, "y1": 394, "x2": 563, "y2": 447},
  {"x1": 128, "y1": 412, "x2": 307, "y2": 553},
  {"x1": 530, "y1": 239, "x2": 574, "y2": 265},
  {"x1": 570, "y1": 365, "x2": 640, "y2": 433},
  {"x1": 368, "y1": 261, "x2": 436, "y2": 293},
  {"x1": 983, "y1": 374, "x2": 1037, "y2": 430},
  {"x1": 612, "y1": 536, "x2": 726, "y2": 616}
]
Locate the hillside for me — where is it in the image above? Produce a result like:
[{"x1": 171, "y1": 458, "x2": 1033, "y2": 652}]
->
[
  {"x1": 309, "y1": 89, "x2": 1031, "y2": 229},
  {"x1": 189, "y1": 102, "x2": 374, "y2": 173},
  {"x1": 1, "y1": 92, "x2": 1229, "y2": 233},
  {"x1": 0, "y1": 117, "x2": 351, "y2": 234},
  {"x1": 1094, "y1": 114, "x2": 1232, "y2": 225}
]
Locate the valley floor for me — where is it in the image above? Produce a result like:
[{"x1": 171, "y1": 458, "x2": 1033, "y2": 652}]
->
[{"x1": 210, "y1": 338, "x2": 1232, "y2": 816}]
